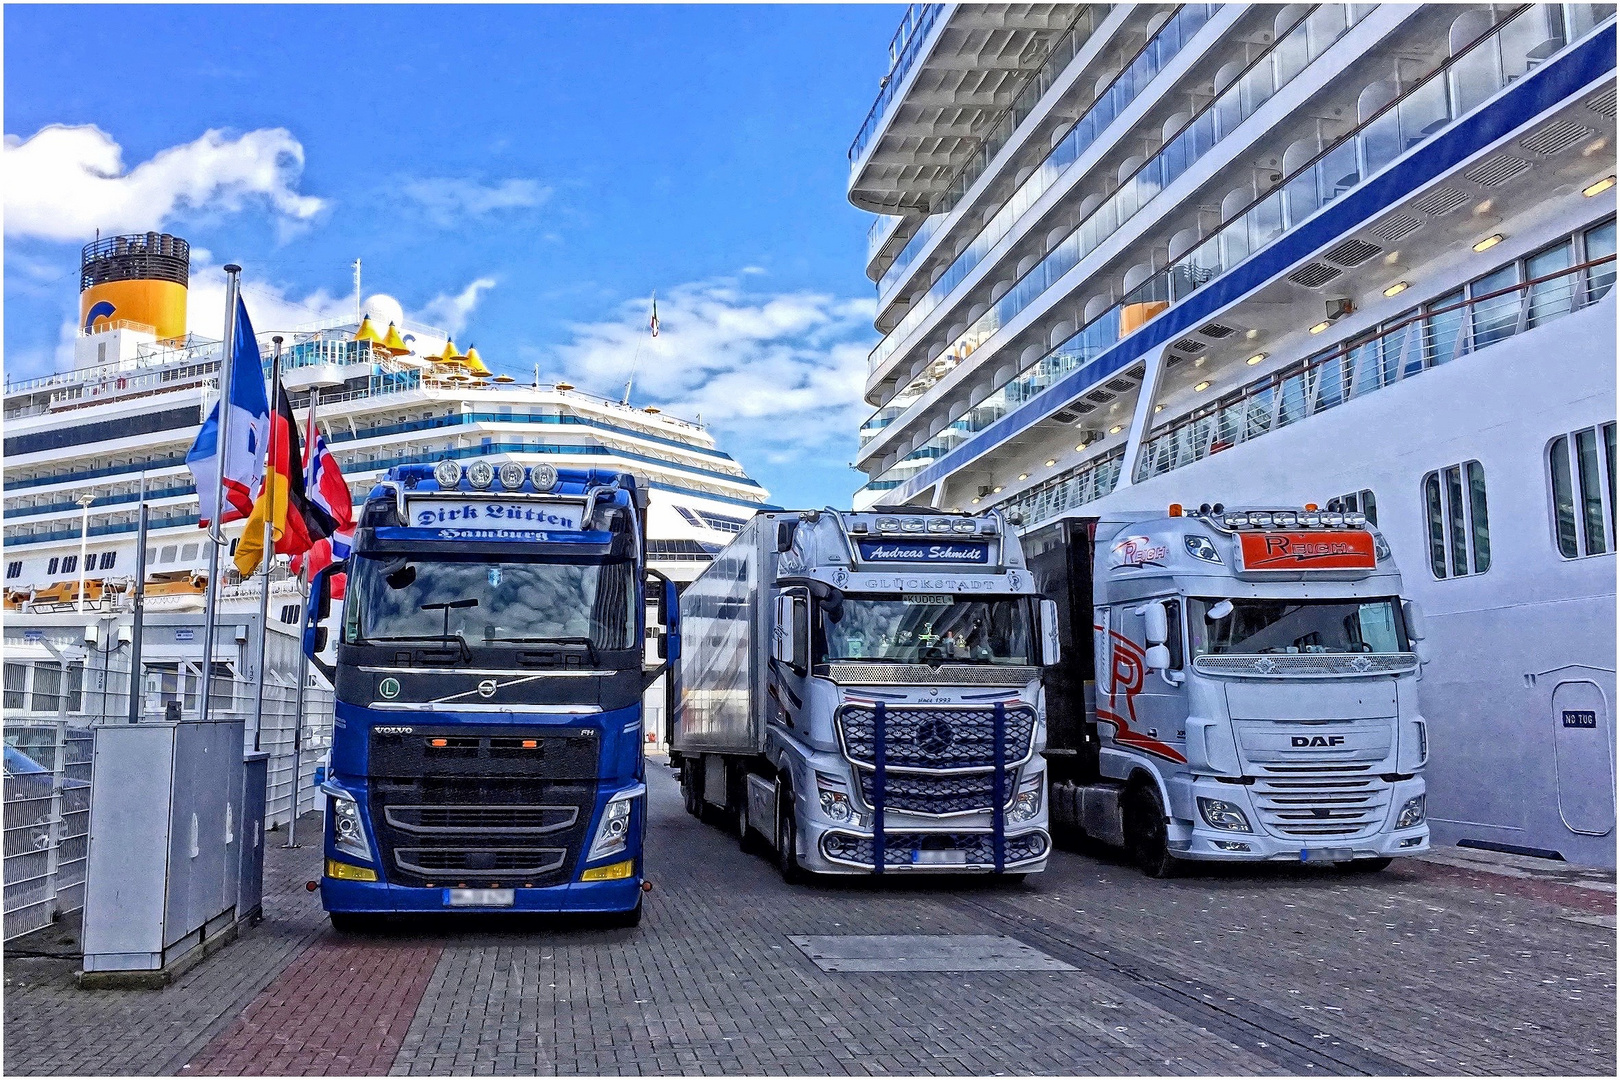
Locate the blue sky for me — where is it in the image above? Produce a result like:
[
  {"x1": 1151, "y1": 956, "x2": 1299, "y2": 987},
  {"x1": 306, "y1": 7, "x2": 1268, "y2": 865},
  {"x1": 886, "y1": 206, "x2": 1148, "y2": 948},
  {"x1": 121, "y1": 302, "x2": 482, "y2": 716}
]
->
[{"x1": 4, "y1": 3, "x2": 903, "y2": 508}]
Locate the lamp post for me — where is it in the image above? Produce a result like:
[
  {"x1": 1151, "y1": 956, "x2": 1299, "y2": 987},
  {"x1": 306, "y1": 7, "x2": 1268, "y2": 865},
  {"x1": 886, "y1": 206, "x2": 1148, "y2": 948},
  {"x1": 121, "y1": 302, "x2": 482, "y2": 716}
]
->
[{"x1": 75, "y1": 493, "x2": 95, "y2": 613}]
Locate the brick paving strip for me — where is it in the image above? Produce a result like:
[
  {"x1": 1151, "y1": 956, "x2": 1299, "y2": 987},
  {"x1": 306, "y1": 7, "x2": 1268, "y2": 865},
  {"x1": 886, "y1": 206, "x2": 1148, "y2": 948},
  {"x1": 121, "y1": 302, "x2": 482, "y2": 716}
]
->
[{"x1": 180, "y1": 940, "x2": 442, "y2": 1076}]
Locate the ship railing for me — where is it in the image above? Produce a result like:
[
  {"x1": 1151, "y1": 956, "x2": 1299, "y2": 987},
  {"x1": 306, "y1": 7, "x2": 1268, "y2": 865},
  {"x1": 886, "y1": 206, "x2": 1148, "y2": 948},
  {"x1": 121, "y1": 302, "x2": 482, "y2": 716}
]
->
[
  {"x1": 1135, "y1": 256, "x2": 1617, "y2": 482},
  {"x1": 75, "y1": 319, "x2": 157, "y2": 338},
  {"x1": 848, "y1": 3, "x2": 945, "y2": 167},
  {"x1": 858, "y1": 2, "x2": 1612, "y2": 498}
]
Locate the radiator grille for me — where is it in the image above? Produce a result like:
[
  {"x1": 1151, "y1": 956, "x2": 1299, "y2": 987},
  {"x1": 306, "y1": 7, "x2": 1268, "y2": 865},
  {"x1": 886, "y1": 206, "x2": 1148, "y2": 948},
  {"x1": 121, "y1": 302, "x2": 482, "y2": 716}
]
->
[
  {"x1": 382, "y1": 804, "x2": 579, "y2": 835},
  {"x1": 857, "y1": 770, "x2": 1015, "y2": 815},
  {"x1": 825, "y1": 830, "x2": 1048, "y2": 868},
  {"x1": 1251, "y1": 768, "x2": 1392, "y2": 840},
  {"x1": 1194, "y1": 654, "x2": 1419, "y2": 678},
  {"x1": 394, "y1": 847, "x2": 569, "y2": 877},
  {"x1": 838, "y1": 706, "x2": 1036, "y2": 771}
]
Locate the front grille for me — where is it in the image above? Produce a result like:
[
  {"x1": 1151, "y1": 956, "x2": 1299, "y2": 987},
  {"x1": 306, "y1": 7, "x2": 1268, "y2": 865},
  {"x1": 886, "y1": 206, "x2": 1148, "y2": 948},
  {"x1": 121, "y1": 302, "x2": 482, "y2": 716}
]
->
[
  {"x1": 824, "y1": 664, "x2": 1039, "y2": 686},
  {"x1": 382, "y1": 804, "x2": 578, "y2": 835},
  {"x1": 370, "y1": 777, "x2": 596, "y2": 887},
  {"x1": 1194, "y1": 654, "x2": 1418, "y2": 678},
  {"x1": 394, "y1": 847, "x2": 568, "y2": 877},
  {"x1": 1251, "y1": 768, "x2": 1392, "y2": 840},
  {"x1": 824, "y1": 830, "x2": 1048, "y2": 868},
  {"x1": 838, "y1": 706, "x2": 1036, "y2": 771},
  {"x1": 857, "y1": 770, "x2": 1015, "y2": 815}
]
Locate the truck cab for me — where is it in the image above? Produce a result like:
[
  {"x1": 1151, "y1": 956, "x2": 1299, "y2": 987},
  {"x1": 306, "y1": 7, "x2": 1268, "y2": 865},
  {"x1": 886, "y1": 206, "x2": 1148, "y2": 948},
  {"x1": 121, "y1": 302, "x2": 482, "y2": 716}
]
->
[
  {"x1": 1029, "y1": 504, "x2": 1430, "y2": 875},
  {"x1": 303, "y1": 459, "x2": 677, "y2": 925}
]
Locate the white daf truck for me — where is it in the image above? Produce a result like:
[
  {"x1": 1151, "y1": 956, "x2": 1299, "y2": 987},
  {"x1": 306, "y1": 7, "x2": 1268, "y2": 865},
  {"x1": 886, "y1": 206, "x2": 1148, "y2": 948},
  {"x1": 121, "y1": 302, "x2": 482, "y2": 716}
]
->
[
  {"x1": 670, "y1": 508, "x2": 1059, "y2": 880},
  {"x1": 1024, "y1": 503, "x2": 1431, "y2": 876}
]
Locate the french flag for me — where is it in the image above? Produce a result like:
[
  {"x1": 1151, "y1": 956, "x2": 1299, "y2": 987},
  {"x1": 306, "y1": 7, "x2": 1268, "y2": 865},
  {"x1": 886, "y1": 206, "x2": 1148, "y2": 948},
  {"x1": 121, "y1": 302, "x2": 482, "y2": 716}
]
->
[
  {"x1": 291, "y1": 399, "x2": 355, "y2": 579},
  {"x1": 186, "y1": 296, "x2": 270, "y2": 528}
]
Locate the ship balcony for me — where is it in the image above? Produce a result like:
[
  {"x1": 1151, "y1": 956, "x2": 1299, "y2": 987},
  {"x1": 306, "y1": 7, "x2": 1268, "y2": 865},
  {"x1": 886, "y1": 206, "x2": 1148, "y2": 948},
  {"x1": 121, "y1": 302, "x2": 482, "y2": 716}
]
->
[{"x1": 848, "y1": 3, "x2": 1088, "y2": 216}]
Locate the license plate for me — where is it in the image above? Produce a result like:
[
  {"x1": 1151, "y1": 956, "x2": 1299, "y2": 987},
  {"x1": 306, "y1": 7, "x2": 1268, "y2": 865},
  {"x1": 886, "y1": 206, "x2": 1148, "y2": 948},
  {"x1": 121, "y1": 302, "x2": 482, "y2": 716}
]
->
[
  {"x1": 1299, "y1": 848, "x2": 1354, "y2": 864},
  {"x1": 912, "y1": 849, "x2": 968, "y2": 866},
  {"x1": 446, "y1": 888, "x2": 514, "y2": 907}
]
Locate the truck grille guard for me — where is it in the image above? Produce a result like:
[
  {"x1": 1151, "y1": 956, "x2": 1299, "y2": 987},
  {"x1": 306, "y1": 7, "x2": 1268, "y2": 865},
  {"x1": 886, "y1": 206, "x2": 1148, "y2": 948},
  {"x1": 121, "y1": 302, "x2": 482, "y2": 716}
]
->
[{"x1": 854, "y1": 702, "x2": 1021, "y2": 874}]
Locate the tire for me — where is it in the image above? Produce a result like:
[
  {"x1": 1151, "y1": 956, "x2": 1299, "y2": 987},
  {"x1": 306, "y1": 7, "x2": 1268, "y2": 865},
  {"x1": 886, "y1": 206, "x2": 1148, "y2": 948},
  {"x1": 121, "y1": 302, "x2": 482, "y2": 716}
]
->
[
  {"x1": 1336, "y1": 857, "x2": 1394, "y2": 874},
  {"x1": 604, "y1": 899, "x2": 644, "y2": 929},
  {"x1": 1126, "y1": 784, "x2": 1181, "y2": 879},
  {"x1": 328, "y1": 911, "x2": 370, "y2": 934},
  {"x1": 681, "y1": 764, "x2": 702, "y2": 817},
  {"x1": 737, "y1": 800, "x2": 762, "y2": 854},
  {"x1": 776, "y1": 792, "x2": 806, "y2": 885}
]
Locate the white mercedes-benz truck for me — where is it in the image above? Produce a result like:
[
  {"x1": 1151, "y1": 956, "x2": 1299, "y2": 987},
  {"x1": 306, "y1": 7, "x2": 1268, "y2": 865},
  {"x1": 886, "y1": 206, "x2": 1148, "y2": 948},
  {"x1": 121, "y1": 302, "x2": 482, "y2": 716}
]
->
[
  {"x1": 1025, "y1": 503, "x2": 1431, "y2": 876},
  {"x1": 670, "y1": 508, "x2": 1060, "y2": 880}
]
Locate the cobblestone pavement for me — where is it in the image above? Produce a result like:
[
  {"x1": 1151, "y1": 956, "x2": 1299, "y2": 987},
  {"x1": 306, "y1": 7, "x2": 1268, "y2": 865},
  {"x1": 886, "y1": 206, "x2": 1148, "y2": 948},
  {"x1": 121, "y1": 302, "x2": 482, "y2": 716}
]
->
[{"x1": 5, "y1": 762, "x2": 1614, "y2": 1076}]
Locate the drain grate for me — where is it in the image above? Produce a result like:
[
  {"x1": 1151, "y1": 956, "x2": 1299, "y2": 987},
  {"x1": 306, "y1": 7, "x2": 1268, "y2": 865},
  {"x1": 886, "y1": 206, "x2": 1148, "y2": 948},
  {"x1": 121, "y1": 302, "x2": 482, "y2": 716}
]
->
[{"x1": 788, "y1": 934, "x2": 1075, "y2": 973}]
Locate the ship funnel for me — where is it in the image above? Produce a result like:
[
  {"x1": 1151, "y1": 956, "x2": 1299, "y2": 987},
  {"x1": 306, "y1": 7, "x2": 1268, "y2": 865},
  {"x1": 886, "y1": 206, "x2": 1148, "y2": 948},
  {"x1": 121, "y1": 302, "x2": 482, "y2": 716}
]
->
[{"x1": 79, "y1": 232, "x2": 190, "y2": 340}]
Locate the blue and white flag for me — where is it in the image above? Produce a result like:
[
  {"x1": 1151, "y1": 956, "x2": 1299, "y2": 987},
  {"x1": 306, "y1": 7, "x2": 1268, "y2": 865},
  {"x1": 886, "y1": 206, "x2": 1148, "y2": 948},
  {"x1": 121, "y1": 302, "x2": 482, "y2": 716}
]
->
[{"x1": 187, "y1": 295, "x2": 270, "y2": 528}]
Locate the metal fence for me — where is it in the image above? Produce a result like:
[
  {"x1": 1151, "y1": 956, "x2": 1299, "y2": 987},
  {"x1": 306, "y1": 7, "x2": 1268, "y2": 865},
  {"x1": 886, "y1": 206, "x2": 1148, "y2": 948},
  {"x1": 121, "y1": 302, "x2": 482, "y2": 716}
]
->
[{"x1": 2, "y1": 663, "x2": 332, "y2": 942}]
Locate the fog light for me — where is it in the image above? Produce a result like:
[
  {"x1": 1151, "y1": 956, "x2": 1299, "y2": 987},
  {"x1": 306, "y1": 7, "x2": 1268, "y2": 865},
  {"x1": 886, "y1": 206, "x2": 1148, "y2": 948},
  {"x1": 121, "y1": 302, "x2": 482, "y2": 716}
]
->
[
  {"x1": 1212, "y1": 840, "x2": 1251, "y2": 852},
  {"x1": 581, "y1": 859, "x2": 635, "y2": 881},
  {"x1": 1400, "y1": 836, "x2": 1423, "y2": 848},
  {"x1": 1197, "y1": 796, "x2": 1252, "y2": 832},
  {"x1": 1396, "y1": 794, "x2": 1426, "y2": 829},
  {"x1": 325, "y1": 858, "x2": 378, "y2": 882},
  {"x1": 1008, "y1": 773, "x2": 1044, "y2": 823}
]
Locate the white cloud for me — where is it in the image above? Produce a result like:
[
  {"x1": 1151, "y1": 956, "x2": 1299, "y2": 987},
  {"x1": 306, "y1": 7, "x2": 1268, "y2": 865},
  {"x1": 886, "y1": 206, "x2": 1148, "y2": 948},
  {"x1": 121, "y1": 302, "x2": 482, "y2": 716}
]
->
[
  {"x1": 550, "y1": 279, "x2": 877, "y2": 468},
  {"x1": 398, "y1": 177, "x2": 550, "y2": 227},
  {"x1": 3, "y1": 124, "x2": 326, "y2": 241},
  {"x1": 423, "y1": 278, "x2": 497, "y2": 338}
]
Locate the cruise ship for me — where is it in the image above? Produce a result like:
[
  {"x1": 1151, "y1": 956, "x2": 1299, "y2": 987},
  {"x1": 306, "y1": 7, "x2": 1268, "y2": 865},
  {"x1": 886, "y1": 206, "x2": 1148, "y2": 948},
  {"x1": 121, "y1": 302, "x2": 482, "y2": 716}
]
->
[
  {"x1": 3, "y1": 233, "x2": 773, "y2": 620},
  {"x1": 849, "y1": 4, "x2": 1617, "y2": 866}
]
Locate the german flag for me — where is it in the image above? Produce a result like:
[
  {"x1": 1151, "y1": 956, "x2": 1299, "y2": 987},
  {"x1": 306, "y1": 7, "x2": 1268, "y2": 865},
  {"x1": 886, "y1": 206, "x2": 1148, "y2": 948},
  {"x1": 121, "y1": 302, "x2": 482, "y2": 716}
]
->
[{"x1": 234, "y1": 364, "x2": 340, "y2": 577}]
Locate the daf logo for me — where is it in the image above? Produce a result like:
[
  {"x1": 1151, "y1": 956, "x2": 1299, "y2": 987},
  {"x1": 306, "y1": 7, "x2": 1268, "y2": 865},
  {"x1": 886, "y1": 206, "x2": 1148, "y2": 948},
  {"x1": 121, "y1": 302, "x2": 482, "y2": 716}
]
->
[
  {"x1": 374, "y1": 725, "x2": 414, "y2": 735},
  {"x1": 477, "y1": 679, "x2": 498, "y2": 698},
  {"x1": 1291, "y1": 735, "x2": 1346, "y2": 747},
  {"x1": 378, "y1": 677, "x2": 401, "y2": 699}
]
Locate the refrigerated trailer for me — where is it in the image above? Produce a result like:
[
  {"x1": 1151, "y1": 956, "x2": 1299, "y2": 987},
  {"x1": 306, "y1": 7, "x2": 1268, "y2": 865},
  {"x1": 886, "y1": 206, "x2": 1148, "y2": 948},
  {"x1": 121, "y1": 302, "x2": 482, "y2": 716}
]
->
[
  {"x1": 671, "y1": 508, "x2": 1060, "y2": 879},
  {"x1": 1026, "y1": 504, "x2": 1431, "y2": 876}
]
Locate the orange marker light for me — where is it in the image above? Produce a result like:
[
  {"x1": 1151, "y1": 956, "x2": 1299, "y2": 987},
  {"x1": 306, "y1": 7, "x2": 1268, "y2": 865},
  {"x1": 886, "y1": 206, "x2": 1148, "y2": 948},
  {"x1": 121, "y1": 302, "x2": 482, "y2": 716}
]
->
[
  {"x1": 429, "y1": 738, "x2": 448, "y2": 748},
  {"x1": 1168, "y1": 503, "x2": 1183, "y2": 517},
  {"x1": 1304, "y1": 502, "x2": 1318, "y2": 511},
  {"x1": 521, "y1": 739, "x2": 539, "y2": 749}
]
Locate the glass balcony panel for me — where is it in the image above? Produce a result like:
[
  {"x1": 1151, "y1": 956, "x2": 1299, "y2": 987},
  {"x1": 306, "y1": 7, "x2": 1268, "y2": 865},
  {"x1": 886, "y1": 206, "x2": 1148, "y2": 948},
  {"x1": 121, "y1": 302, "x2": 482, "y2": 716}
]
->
[
  {"x1": 1248, "y1": 192, "x2": 1285, "y2": 251},
  {"x1": 1319, "y1": 140, "x2": 1360, "y2": 201},
  {"x1": 1239, "y1": 64, "x2": 1274, "y2": 120},
  {"x1": 1283, "y1": 171, "x2": 1321, "y2": 229},
  {"x1": 1448, "y1": 39, "x2": 1502, "y2": 116},
  {"x1": 1397, "y1": 77, "x2": 1448, "y2": 152},
  {"x1": 1423, "y1": 290, "x2": 1467, "y2": 367},
  {"x1": 1360, "y1": 109, "x2": 1403, "y2": 174},
  {"x1": 1306, "y1": 6, "x2": 1349, "y2": 60}
]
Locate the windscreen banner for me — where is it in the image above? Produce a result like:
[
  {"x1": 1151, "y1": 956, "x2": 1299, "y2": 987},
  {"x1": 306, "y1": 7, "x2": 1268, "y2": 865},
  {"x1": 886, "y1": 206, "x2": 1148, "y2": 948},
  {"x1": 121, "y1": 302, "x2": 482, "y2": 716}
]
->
[
  {"x1": 1237, "y1": 530, "x2": 1377, "y2": 571},
  {"x1": 406, "y1": 497, "x2": 586, "y2": 540},
  {"x1": 856, "y1": 539, "x2": 990, "y2": 564}
]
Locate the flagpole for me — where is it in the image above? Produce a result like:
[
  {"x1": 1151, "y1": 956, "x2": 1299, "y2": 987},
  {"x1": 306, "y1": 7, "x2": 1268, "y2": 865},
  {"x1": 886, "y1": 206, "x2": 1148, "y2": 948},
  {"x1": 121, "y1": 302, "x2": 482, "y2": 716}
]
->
[
  {"x1": 286, "y1": 379, "x2": 317, "y2": 849},
  {"x1": 252, "y1": 337, "x2": 283, "y2": 754},
  {"x1": 199, "y1": 264, "x2": 242, "y2": 723}
]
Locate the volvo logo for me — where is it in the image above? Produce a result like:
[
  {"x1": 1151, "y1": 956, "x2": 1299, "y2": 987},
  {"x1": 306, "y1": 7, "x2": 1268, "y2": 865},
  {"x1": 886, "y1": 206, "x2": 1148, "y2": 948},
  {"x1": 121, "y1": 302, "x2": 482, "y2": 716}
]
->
[
  {"x1": 374, "y1": 725, "x2": 414, "y2": 735},
  {"x1": 378, "y1": 677, "x2": 401, "y2": 699},
  {"x1": 477, "y1": 679, "x2": 498, "y2": 698},
  {"x1": 916, "y1": 717, "x2": 954, "y2": 756}
]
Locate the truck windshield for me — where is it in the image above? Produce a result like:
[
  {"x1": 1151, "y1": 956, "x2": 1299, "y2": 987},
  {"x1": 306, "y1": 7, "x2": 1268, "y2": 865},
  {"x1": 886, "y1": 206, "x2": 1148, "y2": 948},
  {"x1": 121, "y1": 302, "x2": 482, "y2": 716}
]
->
[
  {"x1": 344, "y1": 555, "x2": 637, "y2": 652},
  {"x1": 817, "y1": 595, "x2": 1034, "y2": 664},
  {"x1": 1187, "y1": 597, "x2": 1407, "y2": 656}
]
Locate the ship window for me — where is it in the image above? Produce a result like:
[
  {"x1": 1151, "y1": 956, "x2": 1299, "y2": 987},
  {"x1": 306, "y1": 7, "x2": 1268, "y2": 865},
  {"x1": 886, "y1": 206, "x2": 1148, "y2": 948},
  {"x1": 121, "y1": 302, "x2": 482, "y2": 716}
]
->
[
  {"x1": 47, "y1": 558, "x2": 60, "y2": 575},
  {"x1": 99, "y1": 551, "x2": 117, "y2": 570},
  {"x1": 60, "y1": 555, "x2": 78, "y2": 575},
  {"x1": 1525, "y1": 240, "x2": 1574, "y2": 327},
  {"x1": 1583, "y1": 220, "x2": 1616, "y2": 300},
  {"x1": 5, "y1": 561, "x2": 21, "y2": 580},
  {"x1": 1549, "y1": 423, "x2": 1617, "y2": 559},
  {"x1": 1422, "y1": 461, "x2": 1489, "y2": 578},
  {"x1": 159, "y1": 546, "x2": 177, "y2": 564},
  {"x1": 1331, "y1": 489, "x2": 1378, "y2": 525},
  {"x1": 1468, "y1": 265, "x2": 1518, "y2": 348}
]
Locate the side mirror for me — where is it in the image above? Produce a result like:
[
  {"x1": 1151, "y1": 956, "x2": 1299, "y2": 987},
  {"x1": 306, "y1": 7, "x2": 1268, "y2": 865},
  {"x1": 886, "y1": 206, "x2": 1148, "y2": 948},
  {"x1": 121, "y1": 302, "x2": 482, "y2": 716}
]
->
[
  {"x1": 1144, "y1": 643, "x2": 1172, "y2": 672},
  {"x1": 1140, "y1": 601, "x2": 1169, "y2": 645},
  {"x1": 313, "y1": 626, "x2": 329, "y2": 653},
  {"x1": 1403, "y1": 599, "x2": 1426, "y2": 642},
  {"x1": 1039, "y1": 599, "x2": 1061, "y2": 667},
  {"x1": 1205, "y1": 599, "x2": 1234, "y2": 621},
  {"x1": 654, "y1": 630, "x2": 668, "y2": 660},
  {"x1": 313, "y1": 566, "x2": 334, "y2": 620}
]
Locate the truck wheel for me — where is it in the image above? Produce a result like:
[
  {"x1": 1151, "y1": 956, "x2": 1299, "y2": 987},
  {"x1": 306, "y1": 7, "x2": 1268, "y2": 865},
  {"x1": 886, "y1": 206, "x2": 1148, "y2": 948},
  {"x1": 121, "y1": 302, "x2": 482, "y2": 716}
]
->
[
  {"x1": 681, "y1": 765, "x2": 702, "y2": 817},
  {"x1": 1126, "y1": 785, "x2": 1181, "y2": 879},
  {"x1": 1336, "y1": 857, "x2": 1394, "y2": 874},
  {"x1": 776, "y1": 796, "x2": 806, "y2": 884},
  {"x1": 737, "y1": 801, "x2": 762, "y2": 854},
  {"x1": 328, "y1": 912, "x2": 370, "y2": 934}
]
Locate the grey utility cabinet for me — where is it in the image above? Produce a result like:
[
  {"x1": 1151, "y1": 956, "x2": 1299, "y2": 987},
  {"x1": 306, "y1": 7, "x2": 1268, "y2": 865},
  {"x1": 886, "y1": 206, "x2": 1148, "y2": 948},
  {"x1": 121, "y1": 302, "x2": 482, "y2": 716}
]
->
[{"x1": 80, "y1": 718, "x2": 257, "y2": 982}]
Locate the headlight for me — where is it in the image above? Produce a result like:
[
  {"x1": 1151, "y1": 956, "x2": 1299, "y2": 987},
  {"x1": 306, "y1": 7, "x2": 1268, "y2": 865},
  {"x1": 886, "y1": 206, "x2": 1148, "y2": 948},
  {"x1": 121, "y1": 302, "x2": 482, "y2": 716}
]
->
[
  {"x1": 1184, "y1": 534, "x2": 1222, "y2": 563},
  {"x1": 817, "y1": 772, "x2": 854, "y2": 823},
  {"x1": 1196, "y1": 796, "x2": 1252, "y2": 832},
  {"x1": 1008, "y1": 773, "x2": 1044, "y2": 823},
  {"x1": 330, "y1": 791, "x2": 371, "y2": 861},
  {"x1": 587, "y1": 788, "x2": 641, "y2": 861},
  {"x1": 1396, "y1": 794, "x2": 1426, "y2": 829}
]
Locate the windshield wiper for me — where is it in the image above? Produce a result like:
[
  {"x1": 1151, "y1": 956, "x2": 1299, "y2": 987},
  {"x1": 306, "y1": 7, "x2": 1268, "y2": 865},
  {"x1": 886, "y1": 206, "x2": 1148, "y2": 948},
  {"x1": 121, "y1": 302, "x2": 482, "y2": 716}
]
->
[
  {"x1": 485, "y1": 635, "x2": 601, "y2": 664},
  {"x1": 369, "y1": 633, "x2": 474, "y2": 661}
]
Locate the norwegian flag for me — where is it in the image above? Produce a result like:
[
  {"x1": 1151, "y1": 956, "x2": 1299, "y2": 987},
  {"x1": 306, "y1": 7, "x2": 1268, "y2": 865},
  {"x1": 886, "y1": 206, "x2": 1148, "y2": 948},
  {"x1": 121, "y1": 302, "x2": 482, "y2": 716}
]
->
[
  {"x1": 290, "y1": 399, "x2": 355, "y2": 580},
  {"x1": 648, "y1": 293, "x2": 659, "y2": 338}
]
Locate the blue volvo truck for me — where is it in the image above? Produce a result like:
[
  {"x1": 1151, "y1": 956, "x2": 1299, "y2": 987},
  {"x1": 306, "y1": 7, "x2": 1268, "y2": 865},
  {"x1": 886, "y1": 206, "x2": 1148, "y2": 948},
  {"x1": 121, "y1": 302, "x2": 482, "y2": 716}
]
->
[{"x1": 302, "y1": 459, "x2": 678, "y2": 928}]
